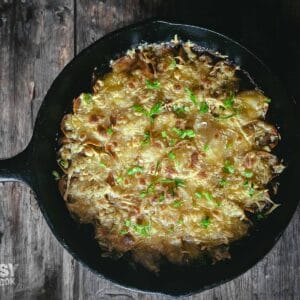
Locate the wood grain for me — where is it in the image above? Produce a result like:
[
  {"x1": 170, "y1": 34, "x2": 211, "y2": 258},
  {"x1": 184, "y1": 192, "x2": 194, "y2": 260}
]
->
[
  {"x1": 1, "y1": 0, "x2": 300, "y2": 299},
  {"x1": 0, "y1": 0, "x2": 75, "y2": 299}
]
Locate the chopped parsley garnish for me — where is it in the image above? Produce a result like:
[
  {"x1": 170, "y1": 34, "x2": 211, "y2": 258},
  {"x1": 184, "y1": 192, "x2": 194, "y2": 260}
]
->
[
  {"x1": 99, "y1": 162, "x2": 106, "y2": 168},
  {"x1": 256, "y1": 212, "x2": 266, "y2": 220},
  {"x1": 243, "y1": 169, "x2": 253, "y2": 178},
  {"x1": 145, "y1": 79, "x2": 160, "y2": 90},
  {"x1": 219, "y1": 178, "x2": 228, "y2": 187},
  {"x1": 125, "y1": 219, "x2": 151, "y2": 237},
  {"x1": 203, "y1": 143, "x2": 209, "y2": 152},
  {"x1": 199, "y1": 101, "x2": 209, "y2": 113},
  {"x1": 125, "y1": 219, "x2": 132, "y2": 227},
  {"x1": 244, "y1": 181, "x2": 255, "y2": 197},
  {"x1": 169, "y1": 59, "x2": 177, "y2": 69},
  {"x1": 195, "y1": 191, "x2": 202, "y2": 199},
  {"x1": 141, "y1": 131, "x2": 150, "y2": 146},
  {"x1": 172, "y1": 200, "x2": 183, "y2": 208},
  {"x1": 149, "y1": 102, "x2": 162, "y2": 120},
  {"x1": 132, "y1": 104, "x2": 148, "y2": 116},
  {"x1": 107, "y1": 127, "x2": 113, "y2": 135},
  {"x1": 159, "y1": 194, "x2": 165, "y2": 202},
  {"x1": 119, "y1": 229, "x2": 128, "y2": 235},
  {"x1": 160, "y1": 178, "x2": 185, "y2": 188},
  {"x1": 226, "y1": 142, "x2": 233, "y2": 149},
  {"x1": 58, "y1": 159, "x2": 69, "y2": 169},
  {"x1": 173, "y1": 105, "x2": 190, "y2": 115},
  {"x1": 177, "y1": 218, "x2": 184, "y2": 225},
  {"x1": 248, "y1": 185, "x2": 255, "y2": 197},
  {"x1": 132, "y1": 102, "x2": 162, "y2": 121},
  {"x1": 203, "y1": 191, "x2": 213, "y2": 202},
  {"x1": 265, "y1": 98, "x2": 272, "y2": 103},
  {"x1": 223, "y1": 94, "x2": 235, "y2": 108},
  {"x1": 185, "y1": 87, "x2": 197, "y2": 105},
  {"x1": 52, "y1": 170, "x2": 60, "y2": 181},
  {"x1": 127, "y1": 166, "x2": 143, "y2": 175},
  {"x1": 168, "y1": 151, "x2": 176, "y2": 160},
  {"x1": 133, "y1": 223, "x2": 151, "y2": 237},
  {"x1": 216, "y1": 113, "x2": 237, "y2": 120},
  {"x1": 82, "y1": 93, "x2": 92, "y2": 104},
  {"x1": 161, "y1": 131, "x2": 168, "y2": 138},
  {"x1": 200, "y1": 217, "x2": 211, "y2": 228},
  {"x1": 223, "y1": 160, "x2": 235, "y2": 174},
  {"x1": 116, "y1": 177, "x2": 123, "y2": 184},
  {"x1": 172, "y1": 127, "x2": 195, "y2": 139}
]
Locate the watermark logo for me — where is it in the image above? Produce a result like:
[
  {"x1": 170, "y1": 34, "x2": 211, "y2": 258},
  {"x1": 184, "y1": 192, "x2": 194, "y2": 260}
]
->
[{"x1": 0, "y1": 263, "x2": 17, "y2": 286}]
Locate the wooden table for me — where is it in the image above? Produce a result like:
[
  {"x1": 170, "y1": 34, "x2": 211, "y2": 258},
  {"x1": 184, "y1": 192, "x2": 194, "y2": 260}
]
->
[{"x1": 1, "y1": 1, "x2": 299, "y2": 299}]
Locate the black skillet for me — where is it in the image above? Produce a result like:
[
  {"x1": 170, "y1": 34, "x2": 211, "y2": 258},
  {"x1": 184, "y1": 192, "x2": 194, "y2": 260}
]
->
[{"x1": 0, "y1": 20, "x2": 299, "y2": 296}]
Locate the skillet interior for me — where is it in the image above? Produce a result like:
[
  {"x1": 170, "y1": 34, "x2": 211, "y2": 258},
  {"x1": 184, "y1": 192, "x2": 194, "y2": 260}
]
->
[{"x1": 24, "y1": 20, "x2": 299, "y2": 295}]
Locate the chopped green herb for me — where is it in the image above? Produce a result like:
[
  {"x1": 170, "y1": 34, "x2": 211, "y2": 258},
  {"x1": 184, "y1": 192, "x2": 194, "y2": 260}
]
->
[
  {"x1": 133, "y1": 223, "x2": 151, "y2": 237},
  {"x1": 145, "y1": 79, "x2": 160, "y2": 90},
  {"x1": 248, "y1": 186, "x2": 255, "y2": 197},
  {"x1": 116, "y1": 177, "x2": 123, "y2": 184},
  {"x1": 173, "y1": 105, "x2": 190, "y2": 115},
  {"x1": 127, "y1": 166, "x2": 143, "y2": 175},
  {"x1": 125, "y1": 219, "x2": 132, "y2": 227},
  {"x1": 160, "y1": 178, "x2": 185, "y2": 188},
  {"x1": 177, "y1": 218, "x2": 184, "y2": 225},
  {"x1": 172, "y1": 127, "x2": 195, "y2": 139},
  {"x1": 216, "y1": 113, "x2": 237, "y2": 120},
  {"x1": 119, "y1": 229, "x2": 128, "y2": 235},
  {"x1": 199, "y1": 101, "x2": 209, "y2": 113},
  {"x1": 132, "y1": 104, "x2": 148, "y2": 116},
  {"x1": 256, "y1": 212, "x2": 266, "y2": 220},
  {"x1": 159, "y1": 194, "x2": 165, "y2": 202},
  {"x1": 52, "y1": 170, "x2": 60, "y2": 181},
  {"x1": 185, "y1": 87, "x2": 197, "y2": 105},
  {"x1": 155, "y1": 160, "x2": 161, "y2": 174},
  {"x1": 149, "y1": 102, "x2": 162, "y2": 120},
  {"x1": 265, "y1": 98, "x2": 271, "y2": 103},
  {"x1": 82, "y1": 93, "x2": 92, "y2": 104},
  {"x1": 58, "y1": 159, "x2": 69, "y2": 169},
  {"x1": 141, "y1": 131, "x2": 150, "y2": 146},
  {"x1": 243, "y1": 169, "x2": 253, "y2": 178},
  {"x1": 107, "y1": 127, "x2": 113, "y2": 135},
  {"x1": 161, "y1": 131, "x2": 168, "y2": 138},
  {"x1": 168, "y1": 151, "x2": 176, "y2": 160},
  {"x1": 174, "y1": 178, "x2": 185, "y2": 187},
  {"x1": 195, "y1": 191, "x2": 202, "y2": 199},
  {"x1": 140, "y1": 191, "x2": 147, "y2": 198},
  {"x1": 203, "y1": 143, "x2": 209, "y2": 152},
  {"x1": 223, "y1": 160, "x2": 235, "y2": 174},
  {"x1": 223, "y1": 94, "x2": 234, "y2": 108},
  {"x1": 226, "y1": 142, "x2": 233, "y2": 149},
  {"x1": 203, "y1": 191, "x2": 213, "y2": 202},
  {"x1": 219, "y1": 178, "x2": 228, "y2": 187},
  {"x1": 172, "y1": 200, "x2": 183, "y2": 208},
  {"x1": 169, "y1": 59, "x2": 177, "y2": 69},
  {"x1": 200, "y1": 217, "x2": 211, "y2": 228},
  {"x1": 99, "y1": 162, "x2": 106, "y2": 168}
]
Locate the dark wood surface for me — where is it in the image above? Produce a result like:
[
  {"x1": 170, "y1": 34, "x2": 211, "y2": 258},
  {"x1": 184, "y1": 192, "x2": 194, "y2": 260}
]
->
[{"x1": 1, "y1": 1, "x2": 300, "y2": 299}]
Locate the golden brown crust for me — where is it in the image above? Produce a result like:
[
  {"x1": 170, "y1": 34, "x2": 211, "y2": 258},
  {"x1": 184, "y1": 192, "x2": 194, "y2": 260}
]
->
[{"x1": 56, "y1": 40, "x2": 284, "y2": 272}]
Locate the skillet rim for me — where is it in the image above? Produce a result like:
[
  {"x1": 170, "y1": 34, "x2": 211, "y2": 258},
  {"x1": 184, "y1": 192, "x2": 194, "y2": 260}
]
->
[{"x1": 28, "y1": 18, "x2": 299, "y2": 296}]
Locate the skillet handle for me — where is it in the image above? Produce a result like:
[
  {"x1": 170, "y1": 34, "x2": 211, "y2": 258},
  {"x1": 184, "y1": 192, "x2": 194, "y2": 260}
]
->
[{"x1": 0, "y1": 145, "x2": 32, "y2": 185}]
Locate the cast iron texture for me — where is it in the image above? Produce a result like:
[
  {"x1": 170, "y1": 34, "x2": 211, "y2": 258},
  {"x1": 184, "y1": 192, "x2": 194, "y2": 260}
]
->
[{"x1": 0, "y1": 20, "x2": 299, "y2": 296}]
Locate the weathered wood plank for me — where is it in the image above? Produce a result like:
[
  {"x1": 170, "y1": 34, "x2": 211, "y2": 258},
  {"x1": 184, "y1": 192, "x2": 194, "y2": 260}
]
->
[{"x1": 0, "y1": 0, "x2": 74, "y2": 299}]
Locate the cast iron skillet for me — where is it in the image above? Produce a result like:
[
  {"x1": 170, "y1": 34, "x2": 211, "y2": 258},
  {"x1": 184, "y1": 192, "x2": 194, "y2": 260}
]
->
[{"x1": 0, "y1": 20, "x2": 299, "y2": 296}]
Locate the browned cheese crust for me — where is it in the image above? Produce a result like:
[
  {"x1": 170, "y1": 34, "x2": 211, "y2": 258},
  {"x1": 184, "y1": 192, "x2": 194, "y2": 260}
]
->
[{"x1": 57, "y1": 39, "x2": 284, "y2": 272}]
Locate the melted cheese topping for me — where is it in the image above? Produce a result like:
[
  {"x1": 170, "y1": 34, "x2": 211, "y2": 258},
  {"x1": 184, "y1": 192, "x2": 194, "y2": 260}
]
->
[{"x1": 57, "y1": 41, "x2": 284, "y2": 272}]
